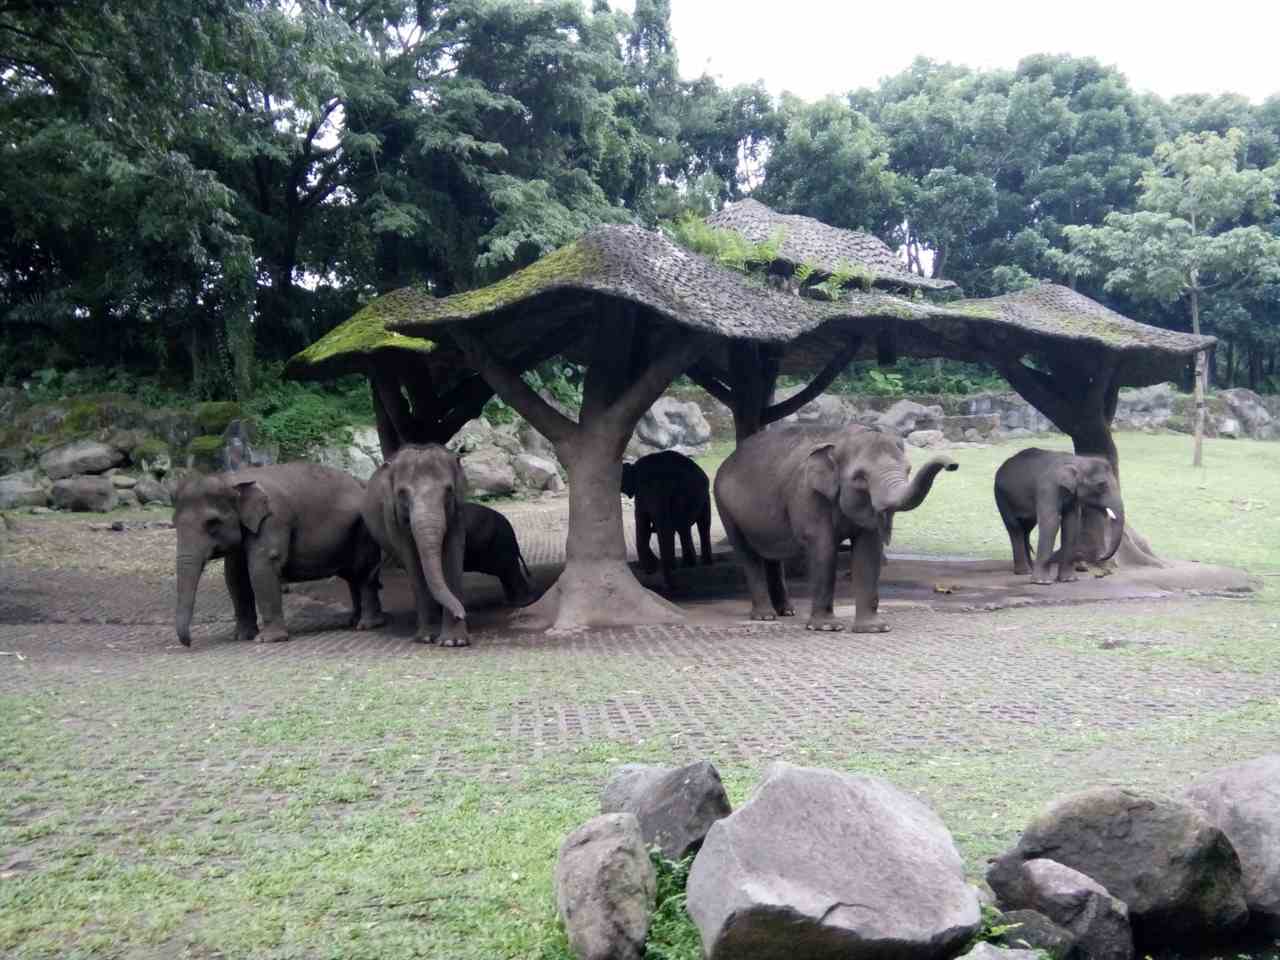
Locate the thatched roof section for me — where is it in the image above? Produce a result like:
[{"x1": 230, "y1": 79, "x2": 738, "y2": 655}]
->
[
  {"x1": 705, "y1": 198, "x2": 956, "y2": 293},
  {"x1": 287, "y1": 224, "x2": 1212, "y2": 389}
]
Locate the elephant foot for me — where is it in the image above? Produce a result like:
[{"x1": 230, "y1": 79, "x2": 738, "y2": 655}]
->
[
  {"x1": 1013, "y1": 564, "x2": 1031, "y2": 576},
  {"x1": 1057, "y1": 574, "x2": 1079, "y2": 583},
  {"x1": 354, "y1": 613, "x2": 386, "y2": 631},
  {"x1": 805, "y1": 618, "x2": 844, "y2": 632},
  {"x1": 438, "y1": 629, "x2": 470, "y2": 648},
  {"x1": 1030, "y1": 576, "x2": 1054, "y2": 586},
  {"x1": 852, "y1": 617, "x2": 890, "y2": 634},
  {"x1": 749, "y1": 607, "x2": 778, "y2": 621},
  {"x1": 413, "y1": 630, "x2": 437, "y2": 644},
  {"x1": 235, "y1": 621, "x2": 259, "y2": 643},
  {"x1": 255, "y1": 624, "x2": 290, "y2": 644},
  {"x1": 776, "y1": 605, "x2": 796, "y2": 617}
]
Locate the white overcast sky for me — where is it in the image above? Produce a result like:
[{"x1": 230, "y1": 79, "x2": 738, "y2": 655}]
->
[{"x1": 636, "y1": 0, "x2": 1279, "y2": 104}]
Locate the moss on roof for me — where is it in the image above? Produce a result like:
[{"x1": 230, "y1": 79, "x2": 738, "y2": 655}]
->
[{"x1": 705, "y1": 198, "x2": 957, "y2": 293}]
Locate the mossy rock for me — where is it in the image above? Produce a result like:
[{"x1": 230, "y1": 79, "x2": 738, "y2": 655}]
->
[
  {"x1": 60, "y1": 393, "x2": 150, "y2": 436},
  {"x1": 187, "y1": 435, "x2": 225, "y2": 473},
  {"x1": 193, "y1": 402, "x2": 242, "y2": 435},
  {"x1": 130, "y1": 436, "x2": 170, "y2": 466}
]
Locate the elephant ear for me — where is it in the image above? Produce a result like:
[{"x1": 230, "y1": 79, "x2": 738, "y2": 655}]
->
[
  {"x1": 1055, "y1": 461, "x2": 1082, "y2": 497},
  {"x1": 805, "y1": 443, "x2": 839, "y2": 500},
  {"x1": 234, "y1": 480, "x2": 272, "y2": 534}
]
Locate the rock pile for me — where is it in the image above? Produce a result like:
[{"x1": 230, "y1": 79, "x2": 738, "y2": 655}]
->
[{"x1": 552, "y1": 753, "x2": 1280, "y2": 960}]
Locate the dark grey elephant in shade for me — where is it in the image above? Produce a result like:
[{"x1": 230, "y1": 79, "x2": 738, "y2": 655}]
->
[
  {"x1": 363, "y1": 444, "x2": 469, "y2": 646},
  {"x1": 621, "y1": 450, "x2": 712, "y2": 590},
  {"x1": 993, "y1": 447, "x2": 1124, "y2": 584},
  {"x1": 173, "y1": 463, "x2": 384, "y2": 647},
  {"x1": 463, "y1": 502, "x2": 535, "y2": 606},
  {"x1": 714, "y1": 425, "x2": 958, "y2": 633}
]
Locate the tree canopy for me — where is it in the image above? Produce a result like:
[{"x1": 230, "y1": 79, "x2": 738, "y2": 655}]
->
[{"x1": 2, "y1": 5, "x2": 1278, "y2": 396}]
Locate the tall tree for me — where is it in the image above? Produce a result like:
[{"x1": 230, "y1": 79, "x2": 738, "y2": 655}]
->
[{"x1": 1053, "y1": 129, "x2": 1280, "y2": 463}]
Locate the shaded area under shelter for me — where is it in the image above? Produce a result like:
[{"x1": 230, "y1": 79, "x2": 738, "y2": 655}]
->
[{"x1": 287, "y1": 209, "x2": 1214, "y2": 629}]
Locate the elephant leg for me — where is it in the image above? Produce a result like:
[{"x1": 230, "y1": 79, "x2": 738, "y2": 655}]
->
[
  {"x1": 635, "y1": 504, "x2": 657, "y2": 574},
  {"x1": 402, "y1": 542, "x2": 438, "y2": 643},
  {"x1": 766, "y1": 561, "x2": 794, "y2": 617},
  {"x1": 658, "y1": 523, "x2": 677, "y2": 590},
  {"x1": 1057, "y1": 506, "x2": 1081, "y2": 583},
  {"x1": 1031, "y1": 507, "x2": 1062, "y2": 585},
  {"x1": 437, "y1": 521, "x2": 469, "y2": 647},
  {"x1": 804, "y1": 530, "x2": 842, "y2": 632},
  {"x1": 850, "y1": 533, "x2": 888, "y2": 633},
  {"x1": 246, "y1": 548, "x2": 289, "y2": 643},
  {"x1": 697, "y1": 501, "x2": 713, "y2": 566},
  {"x1": 350, "y1": 534, "x2": 386, "y2": 630},
  {"x1": 678, "y1": 523, "x2": 697, "y2": 568},
  {"x1": 224, "y1": 549, "x2": 258, "y2": 642},
  {"x1": 723, "y1": 514, "x2": 777, "y2": 620},
  {"x1": 996, "y1": 489, "x2": 1031, "y2": 575}
]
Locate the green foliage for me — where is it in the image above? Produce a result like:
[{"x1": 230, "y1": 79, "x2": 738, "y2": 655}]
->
[
  {"x1": 244, "y1": 367, "x2": 374, "y2": 461},
  {"x1": 662, "y1": 216, "x2": 784, "y2": 273},
  {"x1": 969, "y1": 904, "x2": 1026, "y2": 948},
  {"x1": 193, "y1": 402, "x2": 243, "y2": 435},
  {"x1": 809, "y1": 359, "x2": 1008, "y2": 397},
  {"x1": 645, "y1": 852, "x2": 702, "y2": 960}
]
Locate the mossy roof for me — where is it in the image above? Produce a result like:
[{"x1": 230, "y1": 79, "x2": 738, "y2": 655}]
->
[
  {"x1": 704, "y1": 198, "x2": 957, "y2": 293},
  {"x1": 287, "y1": 224, "x2": 1214, "y2": 389}
]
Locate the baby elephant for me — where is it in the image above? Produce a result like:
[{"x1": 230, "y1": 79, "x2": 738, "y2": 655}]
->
[
  {"x1": 994, "y1": 447, "x2": 1125, "y2": 584},
  {"x1": 173, "y1": 463, "x2": 384, "y2": 647},
  {"x1": 364, "y1": 444, "x2": 469, "y2": 646},
  {"x1": 622, "y1": 450, "x2": 712, "y2": 589},
  {"x1": 464, "y1": 502, "x2": 535, "y2": 606}
]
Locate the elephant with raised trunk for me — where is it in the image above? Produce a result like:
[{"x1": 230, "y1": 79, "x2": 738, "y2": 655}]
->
[
  {"x1": 994, "y1": 447, "x2": 1124, "y2": 584},
  {"x1": 714, "y1": 425, "x2": 958, "y2": 632},
  {"x1": 173, "y1": 463, "x2": 384, "y2": 647},
  {"x1": 364, "y1": 444, "x2": 469, "y2": 646}
]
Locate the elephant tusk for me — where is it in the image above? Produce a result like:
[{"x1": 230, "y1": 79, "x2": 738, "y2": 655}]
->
[{"x1": 1106, "y1": 507, "x2": 1117, "y2": 520}]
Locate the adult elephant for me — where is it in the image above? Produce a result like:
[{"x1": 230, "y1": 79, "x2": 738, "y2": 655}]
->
[
  {"x1": 994, "y1": 448, "x2": 1124, "y2": 584},
  {"x1": 363, "y1": 444, "x2": 469, "y2": 647},
  {"x1": 715, "y1": 425, "x2": 958, "y2": 632},
  {"x1": 173, "y1": 463, "x2": 384, "y2": 647}
]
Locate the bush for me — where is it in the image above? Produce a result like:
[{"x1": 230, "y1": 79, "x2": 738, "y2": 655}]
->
[{"x1": 245, "y1": 365, "x2": 374, "y2": 461}]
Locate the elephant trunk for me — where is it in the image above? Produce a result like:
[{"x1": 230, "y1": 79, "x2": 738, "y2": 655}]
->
[
  {"x1": 410, "y1": 503, "x2": 466, "y2": 620},
  {"x1": 174, "y1": 549, "x2": 209, "y2": 647},
  {"x1": 1099, "y1": 500, "x2": 1125, "y2": 563},
  {"x1": 870, "y1": 456, "x2": 958, "y2": 514}
]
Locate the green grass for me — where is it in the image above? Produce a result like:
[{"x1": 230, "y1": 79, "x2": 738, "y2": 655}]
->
[{"x1": 2, "y1": 430, "x2": 1279, "y2": 958}]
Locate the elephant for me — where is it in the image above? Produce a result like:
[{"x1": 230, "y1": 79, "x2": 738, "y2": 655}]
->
[
  {"x1": 463, "y1": 502, "x2": 535, "y2": 606},
  {"x1": 363, "y1": 444, "x2": 469, "y2": 646},
  {"x1": 173, "y1": 463, "x2": 384, "y2": 647},
  {"x1": 714, "y1": 425, "x2": 958, "y2": 632},
  {"x1": 993, "y1": 447, "x2": 1124, "y2": 584},
  {"x1": 621, "y1": 450, "x2": 712, "y2": 589}
]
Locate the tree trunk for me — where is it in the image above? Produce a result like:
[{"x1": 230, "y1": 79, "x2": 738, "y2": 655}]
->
[{"x1": 1190, "y1": 288, "x2": 1205, "y2": 468}]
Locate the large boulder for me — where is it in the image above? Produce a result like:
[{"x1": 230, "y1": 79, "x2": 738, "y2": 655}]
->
[
  {"x1": 133, "y1": 476, "x2": 172, "y2": 507},
  {"x1": 961, "y1": 944, "x2": 1044, "y2": 960},
  {"x1": 461, "y1": 447, "x2": 516, "y2": 497},
  {"x1": 775, "y1": 387, "x2": 856, "y2": 428},
  {"x1": 634, "y1": 397, "x2": 712, "y2": 453},
  {"x1": 554, "y1": 812, "x2": 655, "y2": 960},
  {"x1": 987, "y1": 787, "x2": 1247, "y2": 948},
  {"x1": 316, "y1": 426, "x2": 383, "y2": 482},
  {"x1": 1184, "y1": 754, "x2": 1280, "y2": 932},
  {"x1": 518, "y1": 421, "x2": 557, "y2": 461},
  {"x1": 991, "y1": 858, "x2": 1131, "y2": 960},
  {"x1": 962, "y1": 393, "x2": 1055, "y2": 434},
  {"x1": 447, "y1": 417, "x2": 494, "y2": 454},
  {"x1": 906, "y1": 429, "x2": 948, "y2": 449},
  {"x1": 877, "y1": 399, "x2": 942, "y2": 437},
  {"x1": 687, "y1": 762, "x2": 980, "y2": 960},
  {"x1": 600, "y1": 760, "x2": 732, "y2": 861},
  {"x1": 995, "y1": 909, "x2": 1077, "y2": 958},
  {"x1": 39, "y1": 439, "x2": 125, "y2": 480},
  {"x1": 1219, "y1": 388, "x2": 1276, "y2": 440},
  {"x1": 51, "y1": 476, "x2": 116, "y2": 513},
  {"x1": 512, "y1": 453, "x2": 563, "y2": 492},
  {"x1": 0, "y1": 471, "x2": 49, "y2": 510}
]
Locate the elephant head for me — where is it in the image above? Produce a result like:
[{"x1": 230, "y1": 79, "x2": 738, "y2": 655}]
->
[
  {"x1": 806, "y1": 427, "x2": 958, "y2": 533},
  {"x1": 172, "y1": 473, "x2": 271, "y2": 647},
  {"x1": 385, "y1": 445, "x2": 467, "y2": 620},
  {"x1": 1059, "y1": 456, "x2": 1125, "y2": 561}
]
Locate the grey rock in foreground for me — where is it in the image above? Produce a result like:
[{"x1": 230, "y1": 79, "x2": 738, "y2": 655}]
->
[
  {"x1": 992, "y1": 858, "x2": 1131, "y2": 960},
  {"x1": 600, "y1": 760, "x2": 731, "y2": 861},
  {"x1": 996, "y1": 909, "x2": 1077, "y2": 958},
  {"x1": 988, "y1": 787, "x2": 1247, "y2": 948},
  {"x1": 39, "y1": 440, "x2": 125, "y2": 480},
  {"x1": 962, "y1": 943, "x2": 1044, "y2": 960},
  {"x1": 1184, "y1": 754, "x2": 1280, "y2": 932},
  {"x1": 554, "y1": 812, "x2": 655, "y2": 960},
  {"x1": 687, "y1": 762, "x2": 980, "y2": 960},
  {"x1": 51, "y1": 476, "x2": 117, "y2": 513}
]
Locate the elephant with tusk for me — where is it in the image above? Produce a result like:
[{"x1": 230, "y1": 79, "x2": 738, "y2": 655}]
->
[
  {"x1": 714, "y1": 424, "x2": 958, "y2": 633},
  {"x1": 994, "y1": 447, "x2": 1125, "y2": 584}
]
